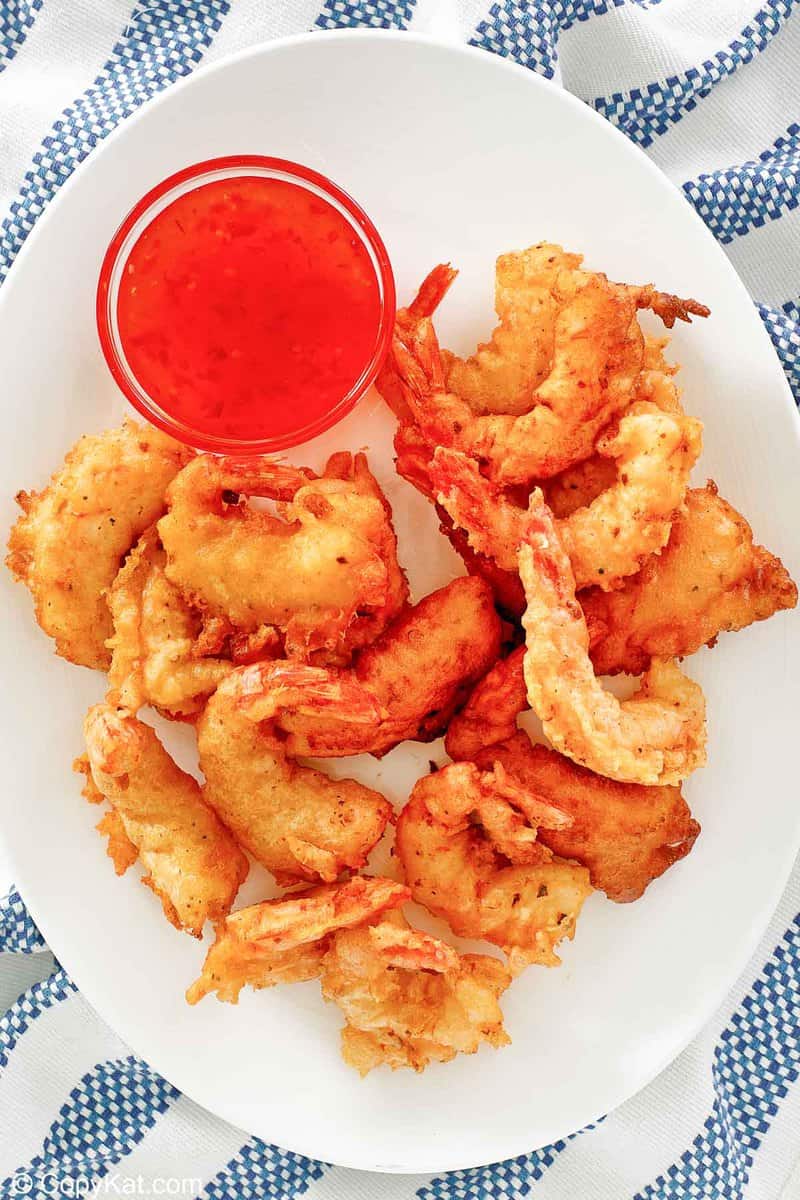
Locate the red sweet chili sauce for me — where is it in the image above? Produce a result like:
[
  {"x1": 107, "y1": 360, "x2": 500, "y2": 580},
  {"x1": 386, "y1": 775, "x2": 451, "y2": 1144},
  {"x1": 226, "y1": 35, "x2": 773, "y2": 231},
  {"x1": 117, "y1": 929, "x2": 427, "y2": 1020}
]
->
[{"x1": 99, "y1": 159, "x2": 394, "y2": 452}]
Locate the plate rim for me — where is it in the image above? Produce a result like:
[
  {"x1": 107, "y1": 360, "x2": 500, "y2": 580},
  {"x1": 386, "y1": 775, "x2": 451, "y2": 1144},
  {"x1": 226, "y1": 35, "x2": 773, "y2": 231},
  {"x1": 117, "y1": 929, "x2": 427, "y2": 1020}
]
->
[{"x1": 1, "y1": 27, "x2": 799, "y2": 1174}]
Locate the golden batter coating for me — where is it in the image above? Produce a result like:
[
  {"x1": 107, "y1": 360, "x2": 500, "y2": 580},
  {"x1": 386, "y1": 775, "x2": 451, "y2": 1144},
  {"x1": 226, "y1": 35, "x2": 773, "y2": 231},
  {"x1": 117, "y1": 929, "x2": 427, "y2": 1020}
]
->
[
  {"x1": 583, "y1": 484, "x2": 798, "y2": 675},
  {"x1": 186, "y1": 877, "x2": 409, "y2": 1005},
  {"x1": 79, "y1": 704, "x2": 247, "y2": 937},
  {"x1": 385, "y1": 245, "x2": 707, "y2": 485},
  {"x1": 322, "y1": 910, "x2": 511, "y2": 1075},
  {"x1": 197, "y1": 668, "x2": 392, "y2": 886},
  {"x1": 107, "y1": 526, "x2": 233, "y2": 719},
  {"x1": 519, "y1": 493, "x2": 707, "y2": 785},
  {"x1": 7, "y1": 420, "x2": 192, "y2": 669},
  {"x1": 251, "y1": 576, "x2": 502, "y2": 758},
  {"x1": 396, "y1": 762, "x2": 592, "y2": 972},
  {"x1": 475, "y1": 735, "x2": 699, "y2": 902},
  {"x1": 157, "y1": 451, "x2": 407, "y2": 665}
]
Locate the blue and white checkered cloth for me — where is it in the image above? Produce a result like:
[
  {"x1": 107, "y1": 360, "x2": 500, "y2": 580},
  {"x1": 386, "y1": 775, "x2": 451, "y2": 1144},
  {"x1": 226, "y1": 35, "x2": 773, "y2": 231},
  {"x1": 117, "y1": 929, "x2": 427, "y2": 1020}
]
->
[{"x1": 1, "y1": 2, "x2": 799, "y2": 1196}]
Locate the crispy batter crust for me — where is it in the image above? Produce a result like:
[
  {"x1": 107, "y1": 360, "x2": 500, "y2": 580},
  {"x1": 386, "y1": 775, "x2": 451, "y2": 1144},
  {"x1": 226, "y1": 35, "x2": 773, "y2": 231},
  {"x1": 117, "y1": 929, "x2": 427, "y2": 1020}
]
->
[
  {"x1": 396, "y1": 762, "x2": 592, "y2": 972},
  {"x1": 7, "y1": 420, "x2": 192, "y2": 669},
  {"x1": 272, "y1": 576, "x2": 502, "y2": 758},
  {"x1": 322, "y1": 911, "x2": 510, "y2": 1075},
  {"x1": 107, "y1": 526, "x2": 233, "y2": 718},
  {"x1": 80, "y1": 704, "x2": 248, "y2": 937},
  {"x1": 197, "y1": 669, "x2": 392, "y2": 885},
  {"x1": 475, "y1": 736, "x2": 699, "y2": 902},
  {"x1": 158, "y1": 451, "x2": 407, "y2": 665},
  {"x1": 383, "y1": 245, "x2": 707, "y2": 486},
  {"x1": 187, "y1": 877, "x2": 408, "y2": 1005},
  {"x1": 583, "y1": 484, "x2": 798, "y2": 675}
]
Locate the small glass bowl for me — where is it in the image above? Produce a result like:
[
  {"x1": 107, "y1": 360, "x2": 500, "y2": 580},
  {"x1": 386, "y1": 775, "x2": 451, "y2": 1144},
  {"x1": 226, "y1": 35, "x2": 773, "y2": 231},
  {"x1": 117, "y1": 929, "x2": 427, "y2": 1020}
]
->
[{"x1": 96, "y1": 155, "x2": 396, "y2": 455}]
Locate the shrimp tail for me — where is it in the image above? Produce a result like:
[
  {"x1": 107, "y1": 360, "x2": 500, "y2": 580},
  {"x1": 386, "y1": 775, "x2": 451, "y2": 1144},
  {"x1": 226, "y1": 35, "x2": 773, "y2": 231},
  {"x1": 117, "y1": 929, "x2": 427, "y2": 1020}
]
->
[
  {"x1": 430, "y1": 446, "x2": 525, "y2": 573},
  {"x1": 367, "y1": 923, "x2": 460, "y2": 973},
  {"x1": 214, "y1": 458, "x2": 315, "y2": 501},
  {"x1": 407, "y1": 263, "x2": 458, "y2": 321},
  {"x1": 633, "y1": 286, "x2": 710, "y2": 328},
  {"x1": 235, "y1": 660, "x2": 387, "y2": 726},
  {"x1": 392, "y1": 318, "x2": 448, "y2": 400}
]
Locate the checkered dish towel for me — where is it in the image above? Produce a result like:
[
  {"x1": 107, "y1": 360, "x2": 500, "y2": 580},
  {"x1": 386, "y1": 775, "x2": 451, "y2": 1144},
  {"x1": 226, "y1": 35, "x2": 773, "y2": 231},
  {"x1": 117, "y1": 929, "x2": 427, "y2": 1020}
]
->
[{"x1": 1, "y1": 1, "x2": 799, "y2": 1197}]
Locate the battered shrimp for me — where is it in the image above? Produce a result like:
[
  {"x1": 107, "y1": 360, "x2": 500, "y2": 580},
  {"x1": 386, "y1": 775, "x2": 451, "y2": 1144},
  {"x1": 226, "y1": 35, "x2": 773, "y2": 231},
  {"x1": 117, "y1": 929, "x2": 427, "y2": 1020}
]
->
[
  {"x1": 395, "y1": 762, "x2": 592, "y2": 972},
  {"x1": 392, "y1": 333, "x2": 689, "y2": 612},
  {"x1": 449, "y1": 486, "x2": 797, "y2": 730},
  {"x1": 583, "y1": 484, "x2": 798, "y2": 675},
  {"x1": 393, "y1": 420, "x2": 438, "y2": 500},
  {"x1": 474, "y1": 735, "x2": 700, "y2": 902},
  {"x1": 566, "y1": 405, "x2": 701, "y2": 589},
  {"x1": 445, "y1": 646, "x2": 528, "y2": 763},
  {"x1": 7, "y1": 420, "x2": 192, "y2": 670},
  {"x1": 539, "y1": 337, "x2": 683, "y2": 519},
  {"x1": 197, "y1": 668, "x2": 392, "y2": 886},
  {"x1": 158, "y1": 451, "x2": 407, "y2": 664},
  {"x1": 321, "y1": 910, "x2": 511, "y2": 1075},
  {"x1": 387, "y1": 248, "x2": 707, "y2": 485},
  {"x1": 431, "y1": 395, "x2": 703, "y2": 592},
  {"x1": 391, "y1": 421, "x2": 528, "y2": 617},
  {"x1": 107, "y1": 527, "x2": 234, "y2": 719},
  {"x1": 186, "y1": 876, "x2": 408, "y2": 1005},
  {"x1": 542, "y1": 454, "x2": 618, "y2": 521},
  {"x1": 448, "y1": 645, "x2": 700, "y2": 897},
  {"x1": 79, "y1": 704, "x2": 248, "y2": 937},
  {"x1": 519, "y1": 492, "x2": 707, "y2": 784},
  {"x1": 376, "y1": 263, "x2": 457, "y2": 425},
  {"x1": 440, "y1": 245, "x2": 583, "y2": 417},
  {"x1": 452, "y1": 252, "x2": 701, "y2": 420},
  {"x1": 236, "y1": 576, "x2": 502, "y2": 758},
  {"x1": 436, "y1": 510, "x2": 528, "y2": 620}
]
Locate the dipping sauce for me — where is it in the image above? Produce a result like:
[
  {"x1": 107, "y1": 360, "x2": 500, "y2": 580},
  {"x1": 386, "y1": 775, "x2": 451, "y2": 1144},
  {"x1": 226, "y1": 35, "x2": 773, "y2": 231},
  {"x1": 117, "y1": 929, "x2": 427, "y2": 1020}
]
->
[{"x1": 104, "y1": 161, "x2": 393, "y2": 449}]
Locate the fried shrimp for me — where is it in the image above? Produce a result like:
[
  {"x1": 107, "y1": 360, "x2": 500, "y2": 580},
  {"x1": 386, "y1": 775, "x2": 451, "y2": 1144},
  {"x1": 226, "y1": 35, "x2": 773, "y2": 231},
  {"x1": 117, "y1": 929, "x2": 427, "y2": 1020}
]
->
[
  {"x1": 440, "y1": 245, "x2": 583, "y2": 417},
  {"x1": 392, "y1": 330, "x2": 692, "y2": 612},
  {"x1": 236, "y1": 577, "x2": 502, "y2": 758},
  {"x1": 519, "y1": 492, "x2": 707, "y2": 784},
  {"x1": 396, "y1": 762, "x2": 592, "y2": 971},
  {"x1": 79, "y1": 704, "x2": 248, "y2": 937},
  {"x1": 542, "y1": 455, "x2": 618, "y2": 521},
  {"x1": 553, "y1": 403, "x2": 702, "y2": 590},
  {"x1": 474, "y1": 735, "x2": 700, "y2": 902},
  {"x1": 541, "y1": 336, "x2": 684, "y2": 521},
  {"x1": 157, "y1": 451, "x2": 407, "y2": 664},
  {"x1": 448, "y1": 252, "x2": 701, "y2": 420},
  {"x1": 7, "y1": 420, "x2": 192, "y2": 670},
  {"x1": 437, "y1": 511, "x2": 528, "y2": 620},
  {"x1": 583, "y1": 483, "x2": 799, "y2": 675},
  {"x1": 376, "y1": 263, "x2": 458, "y2": 425},
  {"x1": 386, "y1": 247, "x2": 708, "y2": 484},
  {"x1": 431, "y1": 395, "x2": 703, "y2": 592},
  {"x1": 197, "y1": 668, "x2": 392, "y2": 886},
  {"x1": 445, "y1": 646, "x2": 528, "y2": 762},
  {"x1": 448, "y1": 642, "x2": 700, "y2": 898},
  {"x1": 449, "y1": 487, "x2": 797, "y2": 726},
  {"x1": 390, "y1": 420, "x2": 527, "y2": 617},
  {"x1": 321, "y1": 909, "x2": 511, "y2": 1074},
  {"x1": 107, "y1": 527, "x2": 235, "y2": 719},
  {"x1": 186, "y1": 876, "x2": 409, "y2": 1005}
]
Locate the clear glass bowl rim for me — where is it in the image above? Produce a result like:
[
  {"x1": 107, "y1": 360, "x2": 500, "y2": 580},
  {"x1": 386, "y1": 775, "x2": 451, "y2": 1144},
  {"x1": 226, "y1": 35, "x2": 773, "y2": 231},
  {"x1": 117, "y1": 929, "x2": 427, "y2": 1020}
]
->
[{"x1": 96, "y1": 154, "x2": 396, "y2": 455}]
